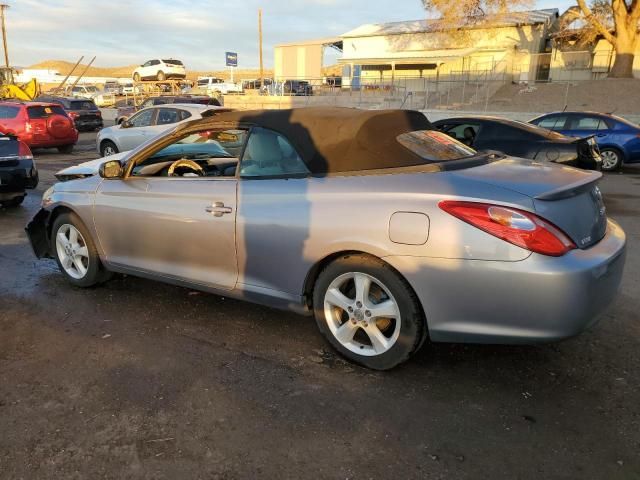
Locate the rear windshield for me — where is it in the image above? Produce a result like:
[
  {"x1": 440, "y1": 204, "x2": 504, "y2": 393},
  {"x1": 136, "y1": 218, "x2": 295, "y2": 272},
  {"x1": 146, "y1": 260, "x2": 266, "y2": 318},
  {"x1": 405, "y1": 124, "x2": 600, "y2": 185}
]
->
[
  {"x1": 163, "y1": 59, "x2": 183, "y2": 66},
  {"x1": 508, "y1": 119, "x2": 565, "y2": 140},
  {"x1": 70, "y1": 100, "x2": 98, "y2": 110},
  {"x1": 397, "y1": 130, "x2": 477, "y2": 162},
  {"x1": 27, "y1": 105, "x2": 67, "y2": 119}
]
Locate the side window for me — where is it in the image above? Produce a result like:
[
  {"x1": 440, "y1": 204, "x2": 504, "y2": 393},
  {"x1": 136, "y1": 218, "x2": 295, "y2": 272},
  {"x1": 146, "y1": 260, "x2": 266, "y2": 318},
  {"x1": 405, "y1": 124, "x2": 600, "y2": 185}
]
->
[
  {"x1": 240, "y1": 127, "x2": 309, "y2": 178},
  {"x1": 129, "y1": 109, "x2": 154, "y2": 128},
  {"x1": 178, "y1": 109, "x2": 192, "y2": 121},
  {"x1": 141, "y1": 99, "x2": 153, "y2": 108},
  {"x1": 570, "y1": 116, "x2": 607, "y2": 131},
  {"x1": 156, "y1": 108, "x2": 180, "y2": 125},
  {"x1": 130, "y1": 128, "x2": 243, "y2": 178},
  {"x1": 0, "y1": 105, "x2": 19, "y2": 119},
  {"x1": 151, "y1": 60, "x2": 160, "y2": 66},
  {"x1": 445, "y1": 123, "x2": 481, "y2": 146},
  {"x1": 535, "y1": 116, "x2": 567, "y2": 130}
]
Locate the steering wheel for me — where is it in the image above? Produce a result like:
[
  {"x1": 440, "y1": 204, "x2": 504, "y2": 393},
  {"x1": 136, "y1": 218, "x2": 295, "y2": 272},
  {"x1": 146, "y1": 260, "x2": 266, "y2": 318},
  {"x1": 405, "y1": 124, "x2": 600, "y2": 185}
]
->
[{"x1": 167, "y1": 159, "x2": 205, "y2": 177}]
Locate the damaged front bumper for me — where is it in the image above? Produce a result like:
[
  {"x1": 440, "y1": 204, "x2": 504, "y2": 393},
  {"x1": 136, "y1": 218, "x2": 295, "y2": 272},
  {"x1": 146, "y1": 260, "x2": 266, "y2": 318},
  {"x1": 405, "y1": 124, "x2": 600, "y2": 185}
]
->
[{"x1": 25, "y1": 208, "x2": 52, "y2": 259}]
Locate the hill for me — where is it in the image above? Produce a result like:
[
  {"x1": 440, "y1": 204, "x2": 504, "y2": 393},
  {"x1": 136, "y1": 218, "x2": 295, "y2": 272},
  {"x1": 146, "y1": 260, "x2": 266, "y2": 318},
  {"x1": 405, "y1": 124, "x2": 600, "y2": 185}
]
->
[{"x1": 27, "y1": 60, "x2": 340, "y2": 81}]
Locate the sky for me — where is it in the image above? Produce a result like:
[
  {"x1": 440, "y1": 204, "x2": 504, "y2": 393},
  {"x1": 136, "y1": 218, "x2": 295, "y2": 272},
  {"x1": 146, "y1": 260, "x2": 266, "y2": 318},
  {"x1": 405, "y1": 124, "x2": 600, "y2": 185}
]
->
[{"x1": 11, "y1": 0, "x2": 575, "y2": 71}]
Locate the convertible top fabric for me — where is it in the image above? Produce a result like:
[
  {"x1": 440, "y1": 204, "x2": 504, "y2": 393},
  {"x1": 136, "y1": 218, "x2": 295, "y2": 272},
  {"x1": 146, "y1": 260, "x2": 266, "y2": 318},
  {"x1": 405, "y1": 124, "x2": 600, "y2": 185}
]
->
[{"x1": 208, "y1": 107, "x2": 432, "y2": 174}]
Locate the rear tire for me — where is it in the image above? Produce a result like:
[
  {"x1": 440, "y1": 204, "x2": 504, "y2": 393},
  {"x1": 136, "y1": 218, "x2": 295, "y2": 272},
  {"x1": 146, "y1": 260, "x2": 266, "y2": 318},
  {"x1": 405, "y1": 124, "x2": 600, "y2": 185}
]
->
[
  {"x1": 312, "y1": 254, "x2": 426, "y2": 370},
  {"x1": 1, "y1": 195, "x2": 25, "y2": 208},
  {"x1": 57, "y1": 144, "x2": 74, "y2": 154},
  {"x1": 51, "y1": 212, "x2": 112, "y2": 288},
  {"x1": 100, "y1": 140, "x2": 119, "y2": 157},
  {"x1": 600, "y1": 147, "x2": 623, "y2": 171}
]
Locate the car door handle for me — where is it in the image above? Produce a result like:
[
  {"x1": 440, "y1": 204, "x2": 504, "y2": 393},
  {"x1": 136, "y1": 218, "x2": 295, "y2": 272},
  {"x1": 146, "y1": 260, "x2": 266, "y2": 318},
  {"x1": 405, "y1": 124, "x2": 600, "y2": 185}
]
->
[{"x1": 205, "y1": 202, "x2": 233, "y2": 217}]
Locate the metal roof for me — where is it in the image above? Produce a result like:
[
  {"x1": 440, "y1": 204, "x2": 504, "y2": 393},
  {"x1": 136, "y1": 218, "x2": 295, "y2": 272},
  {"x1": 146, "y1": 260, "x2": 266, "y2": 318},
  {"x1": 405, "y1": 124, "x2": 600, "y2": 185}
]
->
[{"x1": 341, "y1": 9, "x2": 559, "y2": 38}]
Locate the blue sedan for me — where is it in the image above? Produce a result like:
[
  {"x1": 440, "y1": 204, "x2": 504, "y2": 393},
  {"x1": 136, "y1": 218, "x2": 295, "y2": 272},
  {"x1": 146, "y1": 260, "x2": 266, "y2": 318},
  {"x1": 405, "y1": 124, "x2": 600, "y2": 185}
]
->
[{"x1": 530, "y1": 111, "x2": 640, "y2": 171}]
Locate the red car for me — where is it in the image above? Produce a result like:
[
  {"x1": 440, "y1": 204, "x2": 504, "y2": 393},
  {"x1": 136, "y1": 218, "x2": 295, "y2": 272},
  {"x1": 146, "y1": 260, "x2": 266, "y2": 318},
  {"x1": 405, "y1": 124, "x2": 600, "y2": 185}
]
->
[{"x1": 0, "y1": 101, "x2": 78, "y2": 153}]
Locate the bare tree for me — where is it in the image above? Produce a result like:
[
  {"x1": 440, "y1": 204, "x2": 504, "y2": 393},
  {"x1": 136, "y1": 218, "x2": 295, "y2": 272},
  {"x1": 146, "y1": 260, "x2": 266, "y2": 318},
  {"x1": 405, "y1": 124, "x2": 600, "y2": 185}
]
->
[
  {"x1": 420, "y1": 0, "x2": 532, "y2": 28},
  {"x1": 422, "y1": 0, "x2": 639, "y2": 77},
  {"x1": 570, "y1": 0, "x2": 640, "y2": 77}
]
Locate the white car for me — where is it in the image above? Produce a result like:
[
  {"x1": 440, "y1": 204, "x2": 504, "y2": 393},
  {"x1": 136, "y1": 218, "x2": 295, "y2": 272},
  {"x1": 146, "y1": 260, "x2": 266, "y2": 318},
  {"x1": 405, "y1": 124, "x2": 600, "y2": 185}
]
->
[
  {"x1": 121, "y1": 83, "x2": 142, "y2": 95},
  {"x1": 195, "y1": 77, "x2": 243, "y2": 95},
  {"x1": 66, "y1": 85, "x2": 115, "y2": 107},
  {"x1": 133, "y1": 59, "x2": 186, "y2": 82},
  {"x1": 96, "y1": 104, "x2": 222, "y2": 156}
]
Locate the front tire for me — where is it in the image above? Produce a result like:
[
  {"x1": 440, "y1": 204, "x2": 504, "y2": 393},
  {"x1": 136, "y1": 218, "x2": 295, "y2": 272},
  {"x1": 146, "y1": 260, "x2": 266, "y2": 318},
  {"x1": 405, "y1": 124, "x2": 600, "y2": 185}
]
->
[
  {"x1": 600, "y1": 148, "x2": 623, "y2": 171},
  {"x1": 157, "y1": 71, "x2": 166, "y2": 81},
  {"x1": 313, "y1": 254, "x2": 426, "y2": 370},
  {"x1": 100, "y1": 140, "x2": 119, "y2": 157},
  {"x1": 133, "y1": 73, "x2": 140, "y2": 82},
  {"x1": 52, "y1": 212, "x2": 112, "y2": 287}
]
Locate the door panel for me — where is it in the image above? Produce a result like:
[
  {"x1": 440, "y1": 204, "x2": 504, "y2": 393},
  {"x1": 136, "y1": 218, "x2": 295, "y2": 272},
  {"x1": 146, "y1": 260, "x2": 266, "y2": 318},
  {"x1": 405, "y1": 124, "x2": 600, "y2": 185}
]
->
[{"x1": 94, "y1": 177, "x2": 238, "y2": 289}]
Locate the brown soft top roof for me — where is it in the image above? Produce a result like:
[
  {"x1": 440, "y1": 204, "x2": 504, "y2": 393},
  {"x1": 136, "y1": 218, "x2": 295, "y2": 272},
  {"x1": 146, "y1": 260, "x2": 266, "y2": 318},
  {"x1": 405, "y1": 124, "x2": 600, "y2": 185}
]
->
[{"x1": 206, "y1": 107, "x2": 432, "y2": 174}]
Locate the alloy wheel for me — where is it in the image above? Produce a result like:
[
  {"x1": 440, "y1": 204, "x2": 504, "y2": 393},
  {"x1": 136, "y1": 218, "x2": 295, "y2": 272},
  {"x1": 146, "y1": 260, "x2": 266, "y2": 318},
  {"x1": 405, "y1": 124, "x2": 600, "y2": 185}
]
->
[
  {"x1": 103, "y1": 145, "x2": 116, "y2": 156},
  {"x1": 323, "y1": 272, "x2": 401, "y2": 356},
  {"x1": 601, "y1": 150, "x2": 619, "y2": 170},
  {"x1": 55, "y1": 224, "x2": 90, "y2": 280}
]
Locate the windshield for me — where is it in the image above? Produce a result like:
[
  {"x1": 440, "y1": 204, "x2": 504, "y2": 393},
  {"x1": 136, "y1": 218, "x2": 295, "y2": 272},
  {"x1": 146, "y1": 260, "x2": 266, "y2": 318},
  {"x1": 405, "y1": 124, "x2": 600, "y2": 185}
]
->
[
  {"x1": 27, "y1": 105, "x2": 67, "y2": 119},
  {"x1": 84, "y1": 86, "x2": 98, "y2": 92},
  {"x1": 163, "y1": 59, "x2": 183, "y2": 66},
  {"x1": 397, "y1": 130, "x2": 477, "y2": 162}
]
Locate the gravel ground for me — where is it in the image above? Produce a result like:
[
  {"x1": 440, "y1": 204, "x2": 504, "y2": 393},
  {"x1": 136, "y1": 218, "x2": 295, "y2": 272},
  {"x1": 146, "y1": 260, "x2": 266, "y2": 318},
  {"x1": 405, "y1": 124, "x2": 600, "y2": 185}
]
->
[{"x1": 1, "y1": 131, "x2": 639, "y2": 479}]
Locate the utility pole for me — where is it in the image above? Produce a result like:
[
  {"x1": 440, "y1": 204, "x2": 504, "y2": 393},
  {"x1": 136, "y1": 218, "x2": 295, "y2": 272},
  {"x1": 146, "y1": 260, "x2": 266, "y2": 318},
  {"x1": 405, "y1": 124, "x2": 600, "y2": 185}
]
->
[
  {"x1": 258, "y1": 8, "x2": 264, "y2": 87},
  {"x1": 0, "y1": 4, "x2": 10, "y2": 68}
]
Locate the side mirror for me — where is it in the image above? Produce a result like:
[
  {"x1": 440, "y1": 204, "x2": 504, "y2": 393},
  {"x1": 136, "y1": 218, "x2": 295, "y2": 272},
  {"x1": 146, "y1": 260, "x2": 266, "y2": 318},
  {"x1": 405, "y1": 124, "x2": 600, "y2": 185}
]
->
[
  {"x1": 99, "y1": 160, "x2": 123, "y2": 179},
  {"x1": 121, "y1": 120, "x2": 132, "y2": 129}
]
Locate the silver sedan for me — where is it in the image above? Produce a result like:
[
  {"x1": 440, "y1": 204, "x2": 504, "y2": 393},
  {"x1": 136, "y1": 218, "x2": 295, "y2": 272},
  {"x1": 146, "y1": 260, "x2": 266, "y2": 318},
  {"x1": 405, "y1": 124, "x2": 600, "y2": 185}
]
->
[{"x1": 27, "y1": 108, "x2": 626, "y2": 369}]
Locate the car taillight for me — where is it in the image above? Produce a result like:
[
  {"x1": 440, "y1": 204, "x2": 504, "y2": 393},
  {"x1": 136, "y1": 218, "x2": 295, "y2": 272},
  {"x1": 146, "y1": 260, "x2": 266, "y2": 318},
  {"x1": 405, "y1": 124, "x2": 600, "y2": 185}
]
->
[
  {"x1": 68, "y1": 111, "x2": 79, "y2": 118},
  {"x1": 96, "y1": 110, "x2": 102, "y2": 117},
  {"x1": 25, "y1": 121, "x2": 32, "y2": 132},
  {"x1": 438, "y1": 201, "x2": 576, "y2": 257},
  {"x1": 17, "y1": 141, "x2": 34, "y2": 160}
]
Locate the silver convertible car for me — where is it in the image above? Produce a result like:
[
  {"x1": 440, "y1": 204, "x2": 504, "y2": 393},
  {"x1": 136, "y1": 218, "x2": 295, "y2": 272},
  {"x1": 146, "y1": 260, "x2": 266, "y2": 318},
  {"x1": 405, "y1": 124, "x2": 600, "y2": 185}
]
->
[{"x1": 26, "y1": 108, "x2": 626, "y2": 370}]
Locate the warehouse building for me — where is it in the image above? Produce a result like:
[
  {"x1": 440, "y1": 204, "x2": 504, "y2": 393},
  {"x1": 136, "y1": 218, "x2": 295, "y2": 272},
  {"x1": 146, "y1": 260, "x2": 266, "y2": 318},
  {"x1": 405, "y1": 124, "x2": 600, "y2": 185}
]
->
[{"x1": 274, "y1": 9, "x2": 559, "y2": 89}]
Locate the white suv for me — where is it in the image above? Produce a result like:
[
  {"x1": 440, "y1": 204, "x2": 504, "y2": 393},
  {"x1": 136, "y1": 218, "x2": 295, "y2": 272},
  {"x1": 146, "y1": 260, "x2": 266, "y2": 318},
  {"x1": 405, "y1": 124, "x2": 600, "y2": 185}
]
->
[{"x1": 133, "y1": 59, "x2": 186, "y2": 82}]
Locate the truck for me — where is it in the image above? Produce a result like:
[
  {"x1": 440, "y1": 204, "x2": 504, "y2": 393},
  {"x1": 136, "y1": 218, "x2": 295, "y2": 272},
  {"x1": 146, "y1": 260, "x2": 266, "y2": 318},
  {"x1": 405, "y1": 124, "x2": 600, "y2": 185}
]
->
[{"x1": 195, "y1": 77, "x2": 243, "y2": 95}]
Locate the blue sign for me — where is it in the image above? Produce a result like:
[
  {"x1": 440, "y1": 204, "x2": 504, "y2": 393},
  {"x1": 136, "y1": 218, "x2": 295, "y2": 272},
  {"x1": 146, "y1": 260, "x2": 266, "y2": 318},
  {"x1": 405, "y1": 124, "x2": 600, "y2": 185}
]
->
[{"x1": 225, "y1": 52, "x2": 238, "y2": 67}]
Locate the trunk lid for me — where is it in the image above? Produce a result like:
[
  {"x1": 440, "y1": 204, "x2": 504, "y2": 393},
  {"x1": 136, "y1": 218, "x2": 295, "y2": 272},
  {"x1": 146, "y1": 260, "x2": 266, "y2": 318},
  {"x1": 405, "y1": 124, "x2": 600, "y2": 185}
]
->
[{"x1": 451, "y1": 157, "x2": 607, "y2": 249}]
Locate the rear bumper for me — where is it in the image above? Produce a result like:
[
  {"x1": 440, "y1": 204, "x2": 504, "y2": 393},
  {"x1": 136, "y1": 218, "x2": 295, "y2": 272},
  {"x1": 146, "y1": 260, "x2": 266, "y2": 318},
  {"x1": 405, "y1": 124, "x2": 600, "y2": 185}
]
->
[
  {"x1": 23, "y1": 133, "x2": 78, "y2": 149},
  {"x1": 385, "y1": 219, "x2": 627, "y2": 344},
  {"x1": 74, "y1": 117, "x2": 103, "y2": 130}
]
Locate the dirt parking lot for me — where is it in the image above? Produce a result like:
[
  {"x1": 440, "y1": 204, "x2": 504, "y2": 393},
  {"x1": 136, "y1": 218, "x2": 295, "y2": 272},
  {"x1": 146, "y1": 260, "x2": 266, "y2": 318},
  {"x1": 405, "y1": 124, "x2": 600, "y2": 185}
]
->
[{"x1": 1, "y1": 129, "x2": 639, "y2": 479}]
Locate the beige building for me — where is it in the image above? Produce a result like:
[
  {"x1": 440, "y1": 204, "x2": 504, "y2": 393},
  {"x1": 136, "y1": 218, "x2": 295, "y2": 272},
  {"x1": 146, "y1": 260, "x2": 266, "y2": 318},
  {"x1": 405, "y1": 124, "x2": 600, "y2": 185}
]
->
[{"x1": 339, "y1": 9, "x2": 558, "y2": 89}]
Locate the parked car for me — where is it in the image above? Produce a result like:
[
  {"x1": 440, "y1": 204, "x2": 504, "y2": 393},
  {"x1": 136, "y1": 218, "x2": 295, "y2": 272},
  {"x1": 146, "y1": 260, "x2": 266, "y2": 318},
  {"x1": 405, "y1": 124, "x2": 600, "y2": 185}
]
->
[
  {"x1": 0, "y1": 101, "x2": 78, "y2": 153},
  {"x1": 97, "y1": 104, "x2": 225, "y2": 156},
  {"x1": 36, "y1": 95, "x2": 103, "y2": 132},
  {"x1": 121, "y1": 83, "x2": 142, "y2": 95},
  {"x1": 242, "y1": 78, "x2": 273, "y2": 90},
  {"x1": 133, "y1": 59, "x2": 186, "y2": 82},
  {"x1": 103, "y1": 81, "x2": 122, "y2": 95},
  {"x1": 193, "y1": 77, "x2": 243, "y2": 95},
  {"x1": 27, "y1": 108, "x2": 626, "y2": 370},
  {"x1": 64, "y1": 85, "x2": 115, "y2": 107},
  {"x1": 432, "y1": 116, "x2": 602, "y2": 170},
  {"x1": 283, "y1": 80, "x2": 313, "y2": 96},
  {"x1": 529, "y1": 111, "x2": 640, "y2": 171},
  {"x1": 0, "y1": 134, "x2": 38, "y2": 207},
  {"x1": 116, "y1": 95, "x2": 221, "y2": 125}
]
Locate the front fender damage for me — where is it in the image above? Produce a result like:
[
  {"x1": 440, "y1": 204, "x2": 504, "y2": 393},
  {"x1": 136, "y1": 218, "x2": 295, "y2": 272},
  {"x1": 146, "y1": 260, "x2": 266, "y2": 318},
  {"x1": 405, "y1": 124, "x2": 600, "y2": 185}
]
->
[{"x1": 25, "y1": 208, "x2": 52, "y2": 259}]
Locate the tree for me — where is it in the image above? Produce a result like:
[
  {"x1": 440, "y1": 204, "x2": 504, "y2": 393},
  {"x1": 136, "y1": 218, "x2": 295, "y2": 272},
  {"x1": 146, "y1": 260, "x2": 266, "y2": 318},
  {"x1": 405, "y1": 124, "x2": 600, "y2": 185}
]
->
[
  {"x1": 422, "y1": 0, "x2": 640, "y2": 78},
  {"x1": 571, "y1": 0, "x2": 640, "y2": 77}
]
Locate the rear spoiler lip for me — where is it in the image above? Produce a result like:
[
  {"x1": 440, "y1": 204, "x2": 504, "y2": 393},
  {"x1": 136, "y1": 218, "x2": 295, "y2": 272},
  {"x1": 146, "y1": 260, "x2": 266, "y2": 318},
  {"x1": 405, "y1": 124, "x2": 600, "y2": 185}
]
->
[{"x1": 534, "y1": 171, "x2": 602, "y2": 200}]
